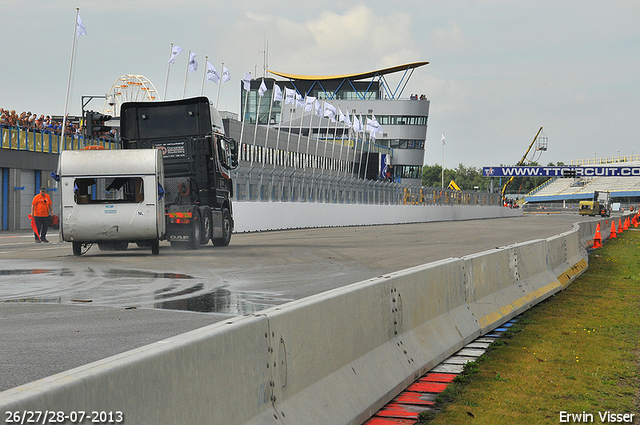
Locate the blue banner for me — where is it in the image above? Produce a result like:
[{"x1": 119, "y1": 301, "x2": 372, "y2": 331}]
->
[{"x1": 482, "y1": 166, "x2": 640, "y2": 178}]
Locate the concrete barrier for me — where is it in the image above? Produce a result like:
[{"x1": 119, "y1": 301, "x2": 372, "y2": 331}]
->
[
  {"x1": 233, "y1": 202, "x2": 522, "y2": 232},
  {"x1": 0, "y1": 217, "x2": 611, "y2": 425}
]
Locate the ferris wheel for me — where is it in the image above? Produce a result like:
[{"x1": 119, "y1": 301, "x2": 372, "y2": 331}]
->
[{"x1": 103, "y1": 74, "x2": 159, "y2": 116}]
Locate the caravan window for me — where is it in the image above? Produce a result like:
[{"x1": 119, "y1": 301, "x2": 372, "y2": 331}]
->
[{"x1": 74, "y1": 177, "x2": 144, "y2": 204}]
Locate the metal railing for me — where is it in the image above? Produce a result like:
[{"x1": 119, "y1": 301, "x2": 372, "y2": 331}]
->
[
  {"x1": 571, "y1": 155, "x2": 640, "y2": 166},
  {"x1": 232, "y1": 168, "x2": 502, "y2": 206},
  {"x1": 0, "y1": 126, "x2": 117, "y2": 153}
]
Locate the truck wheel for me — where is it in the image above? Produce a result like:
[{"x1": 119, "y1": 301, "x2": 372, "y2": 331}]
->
[
  {"x1": 200, "y1": 209, "x2": 211, "y2": 245},
  {"x1": 72, "y1": 242, "x2": 82, "y2": 256},
  {"x1": 213, "y1": 209, "x2": 232, "y2": 247},
  {"x1": 190, "y1": 211, "x2": 201, "y2": 250},
  {"x1": 151, "y1": 239, "x2": 160, "y2": 255}
]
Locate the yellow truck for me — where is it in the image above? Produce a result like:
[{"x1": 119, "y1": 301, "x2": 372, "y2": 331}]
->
[
  {"x1": 579, "y1": 200, "x2": 600, "y2": 216},
  {"x1": 579, "y1": 191, "x2": 611, "y2": 217}
]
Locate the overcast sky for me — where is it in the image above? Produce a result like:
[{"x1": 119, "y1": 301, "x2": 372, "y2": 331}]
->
[{"x1": 2, "y1": 1, "x2": 638, "y2": 168}]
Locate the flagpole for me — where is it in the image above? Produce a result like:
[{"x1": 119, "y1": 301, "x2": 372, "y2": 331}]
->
[
  {"x1": 351, "y1": 113, "x2": 360, "y2": 179},
  {"x1": 312, "y1": 102, "x2": 323, "y2": 180},
  {"x1": 182, "y1": 51, "x2": 191, "y2": 98},
  {"x1": 329, "y1": 108, "x2": 339, "y2": 177},
  {"x1": 253, "y1": 79, "x2": 264, "y2": 149},
  {"x1": 200, "y1": 55, "x2": 208, "y2": 95},
  {"x1": 272, "y1": 85, "x2": 284, "y2": 169},
  {"x1": 61, "y1": 8, "x2": 81, "y2": 151},
  {"x1": 239, "y1": 74, "x2": 251, "y2": 166},
  {"x1": 273, "y1": 87, "x2": 287, "y2": 200},
  {"x1": 339, "y1": 110, "x2": 348, "y2": 179},
  {"x1": 164, "y1": 43, "x2": 173, "y2": 100},
  {"x1": 272, "y1": 85, "x2": 285, "y2": 199},
  {"x1": 262, "y1": 82, "x2": 275, "y2": 166},
  {"x1": 283, "y1": 94, "x2": 295, "y2": 200},
  {"x1": 441, "y1": 133, "x2": 445, "y2": 188},
  {"x1": 363, "y1": 114, "x2": 372, "y2": 181},
  {"x1": 315, "y1": 102, "x2": 328, "y2": 179},
  {"x1": 299, "y1": 97, "x2": 310, "y2": 172},
  {"x1": 284, "y1": 92, "x2": 294, "y2": 170},
  {"x1": 344, "y1": 111, "x2": 353, "y2": 179},
  {"x1": 216, "y1": 62, "x2": 224, "y2": 108}
]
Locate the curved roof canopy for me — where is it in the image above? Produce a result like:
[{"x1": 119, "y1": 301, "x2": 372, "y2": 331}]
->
[{"x1": 268, "y1": 61, "x2": 429, "y2": 81}]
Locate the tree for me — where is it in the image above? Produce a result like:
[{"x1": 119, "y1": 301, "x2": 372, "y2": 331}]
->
[
  {"x1": 451, "y1": 164, "x2": 486, "y2": 191},
  {"x1": 422, "y1": 164, "x2": 489, "y2": 190},
  {"x1": 422, "y1": 164, "x2": 442, "y2": 187}
]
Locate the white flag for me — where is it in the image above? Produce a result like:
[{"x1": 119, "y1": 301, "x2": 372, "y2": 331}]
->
[
  {"x1": 222, "y1": 66, "x2": 231, "y2": 83},
  {"x1": 366, "y1": 115, "x2": 382, "y2": 135},
  {"x1": 242, "y1": 73, "x2": 251, "y2": 91},
  {"x1": 188, "y1": 52, "x2": 198, "y2": 74},
  {"x1": 296, "y1": 93, "x2": 305, "y2": 108},
  {"x1": 339, "y1": 108, "x2": 351, "y2": 127},
  {"x1": 324, "y1": 103, "x2": 337, "y2": 122},
  {"x1": 273, "y1": 85, "x2": 283, "y2": 102},
  {"x1": 314, "y1": 99, "x2": 322, "y2": 116},
  {"x1": 168, "y1": 45, "x2": 183, "y2": 64},
  {"x1": 441, "y1": 133, "x2": 445, "y2": 145},
  {"x1": 305, "y1": 96, "x2": 316, "y2": 112},
  {"x1": 76, "y1": 14, "x2": 87, "y2": 38},
  {"x1": 258, "y1": 79, "x2": 267, "y2": 97},
  {"x1": 206, "y1": 62, "x2": 220, "y2": 83},
  {"x1": 284, "y1": 88, "x2": 296, "y2": 105},
  {"x1": 352, "y1": 115, "x2": 362, "y2": 133}
]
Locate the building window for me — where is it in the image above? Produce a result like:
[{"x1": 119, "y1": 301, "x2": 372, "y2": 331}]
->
[
  {"x1": 377, "y1": 115, "x2": 427, "y2": 126},
  {"x1": 385, "y1": 139, "x2": 425, "y2": 149},
  {"x1": 393, "y1": 165, "x2": 422, "y2": 179}
]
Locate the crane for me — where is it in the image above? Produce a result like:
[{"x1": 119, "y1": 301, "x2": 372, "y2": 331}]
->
[{"x1": 501, "y1": 126, "x2": 545, "y2": 204}]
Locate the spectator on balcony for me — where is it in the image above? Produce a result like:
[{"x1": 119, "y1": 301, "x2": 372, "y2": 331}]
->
[
  {"x1": 0, "y1": 110, "x2": 9, "y2": 127},
  {"x1": 8, "y1": 110, "x2": 18, "y2": 127}
]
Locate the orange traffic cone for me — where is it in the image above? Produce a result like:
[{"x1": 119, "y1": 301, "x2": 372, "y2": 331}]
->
[
  {"x1": 618, "y1": 218, "x2": 624, "y2": 235},
  {"x1": 623, "y1": 217, "x2": 629, "y2": 230},
  {"x1": 592, "y1": 223, "x2": 602, "y2": 249},
  {"x1": 610, "y1": 220, "x2": 617, "y2": 239},
  {"x1": 633, "y1": 214, "x2": 638, "y2": 228}
]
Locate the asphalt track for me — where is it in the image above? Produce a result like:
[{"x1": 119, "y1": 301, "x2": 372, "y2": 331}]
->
[{"x1": 0, "y1": 213, "x2": 595, "y2": 392}]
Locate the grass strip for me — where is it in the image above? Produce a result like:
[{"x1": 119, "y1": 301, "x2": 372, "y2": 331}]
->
[{"x1": 418, "y1": 228, "x2": 640, "y2": 424}]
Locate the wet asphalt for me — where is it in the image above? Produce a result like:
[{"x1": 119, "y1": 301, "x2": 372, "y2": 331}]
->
[{"x1": 0, "y1": 213, "x2": 592, "y2": 391}]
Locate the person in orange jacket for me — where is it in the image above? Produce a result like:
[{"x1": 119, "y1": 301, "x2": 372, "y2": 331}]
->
[{"x1": 31, "y1": 187, "x2": 53, "y2": 243}]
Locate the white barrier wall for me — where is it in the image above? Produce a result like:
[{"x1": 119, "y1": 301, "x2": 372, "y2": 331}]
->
[
  {"x1": 233, "y1": 202, "x2": 522, "y2": 232},
  {"x1": 0, "y1": 217, "x2": 618, "y2": 425}
]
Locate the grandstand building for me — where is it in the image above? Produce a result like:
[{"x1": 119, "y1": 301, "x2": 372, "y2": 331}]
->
[
  {"x1": 524, "y1": 157, "x2": 640, "y2": 207},
  {"x1": 240, "y1": 62, "x2": 430, "y2": 185}
]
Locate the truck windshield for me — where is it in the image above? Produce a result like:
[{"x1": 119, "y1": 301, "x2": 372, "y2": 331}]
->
[{"x1": 74, "y1": 177, "x2": 144, "y2": 204}]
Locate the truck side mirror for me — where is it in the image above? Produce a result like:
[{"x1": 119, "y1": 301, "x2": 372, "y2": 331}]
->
[{"x1": 228, "y1": 138, "x2": 239, "y2": 169}]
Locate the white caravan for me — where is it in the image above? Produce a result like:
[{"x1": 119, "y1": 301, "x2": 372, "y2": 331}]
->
[{"x1": 58, "y1": 148, "x2": 165, "y2": 255}]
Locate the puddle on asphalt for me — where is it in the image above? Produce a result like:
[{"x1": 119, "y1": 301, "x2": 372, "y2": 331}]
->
[
  {"x1": 104, "y1": 269, "x2": 194, "y2": 280},
  {"x1": 153, "y1": 286, "x2": 287, "y2": 314},
  {"x1": 154, "y1": 283, "x2": 204, "y2": 299},
  {"x1": 0, "y1": 267, "x2": 288, "y2": 315}
]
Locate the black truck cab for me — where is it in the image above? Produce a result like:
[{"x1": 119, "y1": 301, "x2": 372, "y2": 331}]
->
[{"x1": 120, "y1": 97, "x2": 238, "y2": 249}]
